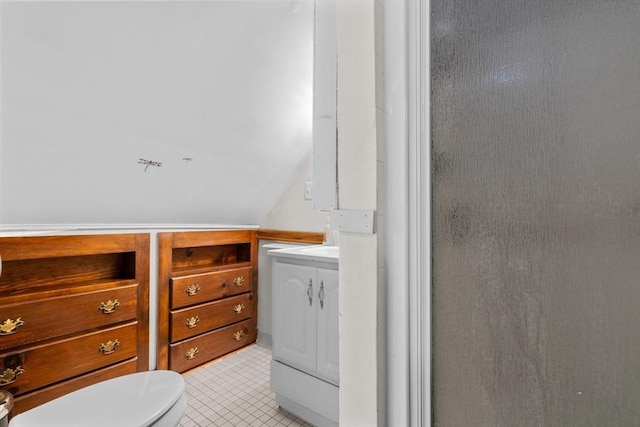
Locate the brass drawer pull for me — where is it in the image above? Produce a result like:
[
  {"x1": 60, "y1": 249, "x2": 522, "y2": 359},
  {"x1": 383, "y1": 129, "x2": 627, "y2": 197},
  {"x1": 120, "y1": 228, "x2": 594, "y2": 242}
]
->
[
  {"x1": 233, "y1": 304, "x2": 245, "y2": 314},
  {"x1": 186, "y1": 284, "x2": 200, "y2": 296},
  {"x1": 233, "y1": 329, "x2": 245, "y2": 342},
  {"x1": 233, "y1": 276, "x2": 245, "y2": 287},
  {"x1": 185, "y1": 316, "x2": 200, "y2": 329},
  {"x1": 0, "y1": 318, "x2": 25, "y2": 335},
  {"x1": 0, "y1": 366, "x2": 25, "y2": 386},
  {"x1": 98, "y1": 339, "x2": 120, "y2": 355},
  {"x1": 185, "y1": 347, "x2": 199, "y2": 360},
  {"x1": 98, "y1": 299, "x2": 120, "y2": 314}
]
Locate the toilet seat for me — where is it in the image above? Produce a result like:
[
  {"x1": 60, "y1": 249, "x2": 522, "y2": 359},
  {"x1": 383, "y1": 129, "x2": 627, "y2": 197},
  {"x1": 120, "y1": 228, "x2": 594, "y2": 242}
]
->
[{"x1": 9, "y1": 370, "x2": 185, "y2": 427}]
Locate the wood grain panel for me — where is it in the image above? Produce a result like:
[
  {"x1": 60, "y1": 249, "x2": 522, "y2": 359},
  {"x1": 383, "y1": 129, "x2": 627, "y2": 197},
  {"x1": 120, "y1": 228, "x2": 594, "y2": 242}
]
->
[
  {"x1": 169, "y1": 319, "x2": 256, "y2": 373},
  {"x1": 171, "y1": 230, "x2": 256, "y2": 248},
  {"x1": 1, "y1": 323, "x2": 137, "y2": 396},
  {"x1": 170, "y1": 267, "x2": 252, "y2": 309},
  {"x1": 257, "y1": 229, "x2": 324, "y2": 244},
  {"x1": 0, "y1": 285, "x2": 138, "y2": 351},
  {"x1": 0, "y1": 234, "x2": 143, "y2": 261},
  {"x1": 171, "y1": 244, "x2": 251, "y2": 271},
  {"x1": 170, "y1": 293, "x2": 254, "y2": 342},
  {"x1": 10, "y1": 359, "x2": 138, "y2": 416},
  {"x1": 0, "y1": 253, "x2": 135, "y2": 296},
  {"x1": 156, "y1": 233, "x2": 173, "y2": 371},
  {"x1": 133, "y1": 233, "x2": 150, "y2": 372}
]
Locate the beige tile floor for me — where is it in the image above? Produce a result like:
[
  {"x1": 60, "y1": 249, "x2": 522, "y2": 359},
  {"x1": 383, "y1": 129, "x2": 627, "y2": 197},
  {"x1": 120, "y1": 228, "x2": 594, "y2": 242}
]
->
[{"x1": 178, "y1": 344, "x2": 311, "y2": 427}]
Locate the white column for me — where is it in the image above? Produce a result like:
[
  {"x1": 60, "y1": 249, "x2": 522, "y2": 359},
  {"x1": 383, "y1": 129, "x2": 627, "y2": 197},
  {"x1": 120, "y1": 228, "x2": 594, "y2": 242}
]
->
[{"x1": 336, "y1": 0, "x2": 380, "y2": 426}]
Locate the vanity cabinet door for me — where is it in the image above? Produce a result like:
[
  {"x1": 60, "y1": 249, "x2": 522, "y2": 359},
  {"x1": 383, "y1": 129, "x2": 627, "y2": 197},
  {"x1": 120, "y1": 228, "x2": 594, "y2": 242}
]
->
[
  {"x1": 272, "y1": 262, "x2": 316, "y2": 374},
  {"x1": 315, "y1": 267, "x2": 339, "y2": 385}
]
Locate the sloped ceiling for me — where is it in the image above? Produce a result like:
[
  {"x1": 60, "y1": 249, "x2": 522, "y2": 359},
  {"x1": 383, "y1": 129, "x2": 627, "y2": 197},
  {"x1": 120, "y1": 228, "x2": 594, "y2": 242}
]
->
[{"x1": 0, "y1": 0, "x2": 314, "y2": 225}]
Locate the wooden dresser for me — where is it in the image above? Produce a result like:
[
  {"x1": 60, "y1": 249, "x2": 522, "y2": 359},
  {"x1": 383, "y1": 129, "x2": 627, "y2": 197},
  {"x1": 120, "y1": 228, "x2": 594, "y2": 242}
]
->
[
  {"x1": 157, "y1": 230, "x2": 258, "y2": 372},
  {"x1": 0, "y1": 233, "x2": 150, "y2": 416}
]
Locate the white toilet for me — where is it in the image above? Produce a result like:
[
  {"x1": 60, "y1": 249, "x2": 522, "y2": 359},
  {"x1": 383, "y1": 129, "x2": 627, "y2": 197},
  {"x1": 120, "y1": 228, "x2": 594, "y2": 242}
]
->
[{"x1": 7, "y1": 370, "x2": 186, "y2": 427}]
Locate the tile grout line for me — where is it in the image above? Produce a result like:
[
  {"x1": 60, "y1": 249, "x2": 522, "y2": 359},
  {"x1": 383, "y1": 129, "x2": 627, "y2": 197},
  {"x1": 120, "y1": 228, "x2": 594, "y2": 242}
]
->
[{"x1": 178, "y1": 345, "x2": 310, "y2": 427}]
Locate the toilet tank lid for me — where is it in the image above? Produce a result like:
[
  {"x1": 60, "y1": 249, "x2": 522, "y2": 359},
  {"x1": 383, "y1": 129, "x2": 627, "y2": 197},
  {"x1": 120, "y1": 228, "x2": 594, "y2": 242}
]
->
[{"x1": 9, "y1": 370, "x2": 185, "y2": 427}]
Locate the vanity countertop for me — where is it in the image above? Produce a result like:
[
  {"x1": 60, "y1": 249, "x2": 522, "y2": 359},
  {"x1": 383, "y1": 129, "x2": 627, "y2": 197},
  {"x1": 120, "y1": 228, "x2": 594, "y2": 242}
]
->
[{"x1": 267, "y1": 244, "x2": 339, "y2": 263}]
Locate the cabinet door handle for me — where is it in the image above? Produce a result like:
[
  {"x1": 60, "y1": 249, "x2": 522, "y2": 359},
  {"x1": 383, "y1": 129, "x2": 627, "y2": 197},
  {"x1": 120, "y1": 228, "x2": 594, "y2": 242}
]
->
[
  {"x1": 233, "y1": 304, "x2": 245, "y2": 314},
  {"x1": 233, "y1": 276, "x2": 245, "y2": 287},
  {"x1": 307, "y1": 279, "x2": 313, "y2": 306},
  {"x1": 318, "y1": 281, "x2": 325, "y2": 310}
]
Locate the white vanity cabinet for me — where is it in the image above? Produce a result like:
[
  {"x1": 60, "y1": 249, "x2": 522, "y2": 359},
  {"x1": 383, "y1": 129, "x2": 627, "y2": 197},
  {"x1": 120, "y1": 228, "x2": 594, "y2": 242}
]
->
[
  {"x1": 269, "y1": 246, "x2": 339, "y2": 427},
  {"x1": 273, "y1": 263, "x2": 339, "y2": 384}
]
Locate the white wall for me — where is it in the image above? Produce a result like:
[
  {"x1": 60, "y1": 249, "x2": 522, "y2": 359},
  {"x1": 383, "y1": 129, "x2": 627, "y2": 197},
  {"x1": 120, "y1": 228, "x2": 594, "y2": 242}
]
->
[
  {"x1": 0, "y1": 0, "x2": 314, "y2": 225},
  {"x1": 260, "y1": 150, "x2": 328, "y2": 232}
]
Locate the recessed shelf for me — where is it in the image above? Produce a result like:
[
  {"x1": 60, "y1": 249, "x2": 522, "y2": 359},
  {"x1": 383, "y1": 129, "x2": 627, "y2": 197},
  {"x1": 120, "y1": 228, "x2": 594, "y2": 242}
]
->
[
  {"x1": 171, "y1": 243, "x2": 251, "y2": 271},
  {"x1": 0, "y1": 252, "x2": 136, "y2": 297}
]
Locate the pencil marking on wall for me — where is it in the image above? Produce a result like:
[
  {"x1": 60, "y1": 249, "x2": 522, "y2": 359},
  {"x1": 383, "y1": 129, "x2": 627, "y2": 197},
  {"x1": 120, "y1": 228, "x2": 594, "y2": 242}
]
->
[
  {"x1": 183, "y1": 157, "x2": 193, "y2": 164},
  {"x1": 138, "y1": 158, "x2": 162, "y2": 172}
]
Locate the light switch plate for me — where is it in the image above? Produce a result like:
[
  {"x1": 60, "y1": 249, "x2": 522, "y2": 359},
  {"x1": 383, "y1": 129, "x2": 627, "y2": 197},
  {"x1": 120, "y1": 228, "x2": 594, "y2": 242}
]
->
[{"x1": 304, "y1": 181, "x2": 313, "y2": 200}]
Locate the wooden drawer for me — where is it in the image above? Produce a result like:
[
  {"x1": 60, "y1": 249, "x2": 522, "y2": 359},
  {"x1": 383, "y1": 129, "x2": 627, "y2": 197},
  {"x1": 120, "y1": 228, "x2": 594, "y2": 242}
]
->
[
  {"x1": 169, "y1": 319, "x2": 256, "y2": 373},
  {"x1": 0, "y1": 322, "x2": 137, "y2": 396},
  {"x1": 170, "y1": 293, "x2": 254, "y2": 342},
  {"x1": 170, "y1": 267, "x2": 252, "y2": 309},
  {"x1": 11, "y1": 358, "x2": 138, "y2": 416},
  {"x1": 0, "y1": 285, "x2": 138, "y2": 351}
]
